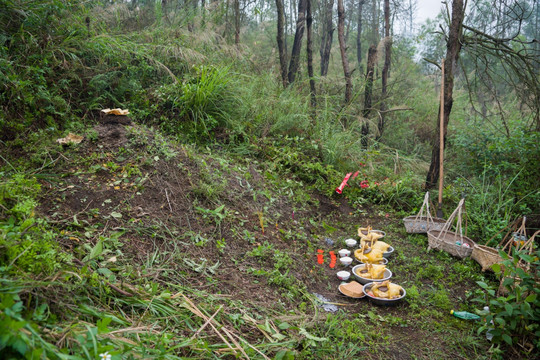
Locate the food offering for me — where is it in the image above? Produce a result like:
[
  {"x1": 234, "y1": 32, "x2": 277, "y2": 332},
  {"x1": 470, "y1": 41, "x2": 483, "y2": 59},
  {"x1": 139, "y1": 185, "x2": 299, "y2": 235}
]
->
[
  {"x1": 360, "y1": 237, "x2": 391, "y2": 252},
  {"x1": 359, "y1": 226, "x2": 394, "y2": 258},
  {"x1": 352, "y1": 264, "x2": 392, "y2": 284},
  {"x1": 354, "y1": 264, "x2": 386, "y2": 279},
  {"x1": 368, "y1": 280, "x2": 404, "y2": 299},
  {"x1": 358, "y1": 226, "x2": 385, "y2": 240},
  {"x1": 338, "y1": 281, "x2": 365, "y2": 298},
  {"x1": 354, "y1": 243, "x2": 384, "y2": 264},
  {"x1": 356, "y1": 257, "x2": 388, "y2": 265},
  {"x1": 337, "y1": 226, "x2": 402, "y2": 304}
]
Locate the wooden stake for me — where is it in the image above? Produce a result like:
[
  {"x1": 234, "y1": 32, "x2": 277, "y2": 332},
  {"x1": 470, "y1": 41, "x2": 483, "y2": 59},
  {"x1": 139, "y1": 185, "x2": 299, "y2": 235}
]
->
[{"x1": 437, "y1": 59, "x2": 445, "y2": 218}]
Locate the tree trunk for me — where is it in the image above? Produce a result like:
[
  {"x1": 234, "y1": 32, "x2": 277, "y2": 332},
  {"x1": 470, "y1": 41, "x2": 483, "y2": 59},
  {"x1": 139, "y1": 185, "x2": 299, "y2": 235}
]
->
[
  {"x1": 345, "y1": 6, "x2": 351, "y2": 44},
  {"x1": 425, "y1": 0, "x2": 466, "y2": 188},
  {"x1": 378, "y1": 0, "x2": 391, "y2": 138},
  {"x1": 232, "y1": 0, "x2": 240, "y2": 44},
  {"x1": 234, "y1": 0, "x2": 240, "y2": 45},
  {"x1": 276, "y1": 0, "x2": 288, "y2": 86},
  {"x1": 320, "y1": 0, "x2": 334, "y2": 76},
  {"x1": 371, "y1": 0, "x2": 378, "y2": 44},
  {"x1": 188, "y1": 0, "x2": 197, "y2": 32},
  {"x1": 288, "y1": 0, "x2": 307, "y2": 84},
  {"x1": 362, "y1": 44, "x2": 377, "y2": 148},
  {"x1": 306, "y1": 0, "x2": 316, "y2": 106},
  {"x1": 337, "y1": 0, "x2": 352, "y2": 103},
  {"x1": 357, "y1": 0, "x2": 365, "y2": 73}
]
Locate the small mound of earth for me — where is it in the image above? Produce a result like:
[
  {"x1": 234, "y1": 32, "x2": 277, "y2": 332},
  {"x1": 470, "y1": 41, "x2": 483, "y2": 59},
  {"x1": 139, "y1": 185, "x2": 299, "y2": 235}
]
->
[{"x1": 94, "y1": 114, "x2": 132, "y2": 149}]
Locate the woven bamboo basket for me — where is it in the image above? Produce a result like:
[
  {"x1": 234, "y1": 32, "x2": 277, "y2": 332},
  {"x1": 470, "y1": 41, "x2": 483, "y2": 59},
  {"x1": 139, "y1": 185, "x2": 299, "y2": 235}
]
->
[
  {"x1": 403, "y1": 192, "x2": 446, "y2": 234},
  {"x1": 471, "y1": 217, "x2": 527, "y2": 272},
  {"x1": 403, "y1": 216, "x2": 447, "y2": 233},
  {"x1": 427, "y1": 199, "x2": 476, "y2": 259},
  {"x1": 471, "y1": 245, "x2": 502, "y2": 271},
  {"x1": 427, "y1": 230, "x2": 475, "y2": 258}
]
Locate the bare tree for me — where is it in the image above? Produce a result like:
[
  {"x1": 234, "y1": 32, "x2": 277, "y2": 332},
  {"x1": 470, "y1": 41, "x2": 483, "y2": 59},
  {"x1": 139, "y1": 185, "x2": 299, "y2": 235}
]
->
[
  {"x1": 337, "y1": 0, "x2": 352, "y2": 103},
  {"x1": 362, "y1": 44, "x2": 377, "y2": 148},
  {"x1": 276, "y1": 0, "x2": 288, "y2": 86},
  {"x1": 288, "y1": 0, "x2": 307, "y2": 84},
  {"x1": 425, "y1": 0, "x2": 466, "y2": 188},
  {"x1": 357, "y1": 0, "x2": 366, "y2": 72},
  {"x1": 378, "y1": 0, "x2": 391, "y2": 138},
  {"x1": 371, "y1": 0, "x2": 379, "y2": 45},
  {"x1": 306, "y1": 0, "x2": 316, "y2": 106},
  {"x1": 320, "y1": 0, "x2": 335, "y2": 76},
  {"x1": 234, "y1": 0, "x2": 240, "y2": 45}
]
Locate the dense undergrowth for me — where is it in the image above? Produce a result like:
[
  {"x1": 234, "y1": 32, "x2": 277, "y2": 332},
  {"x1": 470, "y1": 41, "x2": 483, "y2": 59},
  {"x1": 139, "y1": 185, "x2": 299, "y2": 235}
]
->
[{"x1": 1, "y1": 0, "x2": 539, "y2": 359}]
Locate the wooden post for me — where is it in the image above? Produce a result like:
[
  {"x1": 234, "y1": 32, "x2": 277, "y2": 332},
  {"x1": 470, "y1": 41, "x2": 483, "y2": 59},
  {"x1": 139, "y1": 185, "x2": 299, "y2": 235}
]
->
[{"x1": 437, "y1": 59, "x2": 445, "y2": 218}]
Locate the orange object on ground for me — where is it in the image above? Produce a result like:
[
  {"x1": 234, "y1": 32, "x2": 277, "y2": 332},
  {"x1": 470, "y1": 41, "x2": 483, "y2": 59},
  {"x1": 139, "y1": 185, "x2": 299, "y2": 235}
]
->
[
  {"x1": 317, "y1": 249, "x2": 324, "y2": 264},
  {"x1": 329, "y1": 251, "x2": 337, "y2": 268}
]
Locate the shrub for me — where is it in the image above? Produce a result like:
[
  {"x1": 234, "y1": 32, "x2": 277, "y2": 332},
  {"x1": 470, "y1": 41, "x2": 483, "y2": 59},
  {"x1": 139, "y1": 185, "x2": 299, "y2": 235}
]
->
[
  {"x1": 0, "y1": 173, "x2": 67, "y2": 274},
  {"x1": 474, "y1": 246, "x2": 540, "y2": 354}
]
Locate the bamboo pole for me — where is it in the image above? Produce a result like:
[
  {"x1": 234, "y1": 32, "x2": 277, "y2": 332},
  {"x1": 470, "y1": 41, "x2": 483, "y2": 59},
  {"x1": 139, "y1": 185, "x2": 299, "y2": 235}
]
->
[{"x1": 437, "y1": 59, "x2": 445, "y2": 218}]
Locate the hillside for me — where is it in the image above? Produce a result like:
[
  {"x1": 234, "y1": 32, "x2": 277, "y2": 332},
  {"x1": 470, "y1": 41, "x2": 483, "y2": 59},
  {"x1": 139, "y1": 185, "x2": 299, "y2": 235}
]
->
[
  {"x1": 1, "y1": 114, "x2": 510, "y2": 359},
  {"x1": 1, "y1": 0, "x2": 538, "y2": 359}
]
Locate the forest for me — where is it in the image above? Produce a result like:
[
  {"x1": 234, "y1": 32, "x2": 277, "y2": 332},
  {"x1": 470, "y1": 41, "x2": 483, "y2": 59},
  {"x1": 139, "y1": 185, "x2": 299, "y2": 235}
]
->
[{"x1": 0, "y1": 0, "x2": 539, "y2": 359}]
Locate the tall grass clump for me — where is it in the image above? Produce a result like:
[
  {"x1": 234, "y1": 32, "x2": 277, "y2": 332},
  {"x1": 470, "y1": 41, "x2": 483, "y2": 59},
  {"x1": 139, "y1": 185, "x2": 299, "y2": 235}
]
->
[{"x1": 154, "y1": 65, "x2": 242, "y2": 141}]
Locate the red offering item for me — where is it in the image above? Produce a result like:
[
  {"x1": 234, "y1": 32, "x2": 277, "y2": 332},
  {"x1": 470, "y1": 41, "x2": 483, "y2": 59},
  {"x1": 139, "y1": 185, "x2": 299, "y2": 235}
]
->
[
  {"x1": 336, "y1": 173, "x2": 353, "y2": 194},
  {"x1": 317, "y1": 249, "x2": 324, "y2": 264},
  {"x1": 329, "y1": 251, "x2": 337, "y2": 269}
]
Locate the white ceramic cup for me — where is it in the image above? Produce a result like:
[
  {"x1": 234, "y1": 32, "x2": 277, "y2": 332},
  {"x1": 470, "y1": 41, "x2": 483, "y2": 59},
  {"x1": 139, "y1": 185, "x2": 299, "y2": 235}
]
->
[
  {"x1": 338, "y1": 249, "x2": 351, "y2": 257},
  {"x1": 337, "y1": 271, "x2": 351, "y2": 281},
  {"x1": 345, "y1": 238, "x2": 357, "y2": 247},
  {"x1": 340, "y1": 256, "x2": 353, "y2": 266}
]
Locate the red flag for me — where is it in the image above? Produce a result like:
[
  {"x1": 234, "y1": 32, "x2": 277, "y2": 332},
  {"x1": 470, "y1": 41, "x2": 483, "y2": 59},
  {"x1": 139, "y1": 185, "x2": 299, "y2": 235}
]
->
[{"x1": 336, "y1": 173, "x2": 353, "y2": 194}]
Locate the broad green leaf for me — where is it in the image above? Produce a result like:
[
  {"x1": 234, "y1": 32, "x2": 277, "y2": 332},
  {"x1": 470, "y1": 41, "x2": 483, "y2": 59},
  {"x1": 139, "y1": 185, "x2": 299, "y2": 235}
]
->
[
  {"x1": 110, "y1": 211, "x2": 122, "y2": 219},
  {"x1": 278, "y1": 322, "x2": 291, "y2": 330},
  {"x1": 97, "y1": 317, "x2": 112, "y2": 334},
  {"x1": 88, "y1": 239, "x2": 103, "y2": 260},
  {"x1": 491, "y1": 263, "x2": 501, "y2": 274},
  {"x1": 97, "y1": 268, "x2": 113, "y2": 278},
  {"x1": 504, "y1": 303, "x2": 513, "y2": 316},
  {"x1": 525, "y1": 294, "x2": 537, "y2": 303},
  {"x1": 274, "y1": 350, "x2": 287, "y2": 360},
  {"x1": 11, "y1": 337, "x2": 27, "y2": 355},
  {"x1": 299, "y1": 328, "x2": 328, "y2": 342},
  {"x1": 502, "y1": 277, "x2": 514, "y2": 287},
  {"x1": 502, "y1": 334, "x2": 512, "y2": 345},
  {"x1": 274, "y1": 350, "x2": 295, "y2": 360},
  {"x1": 272, "y1": 332, "x2": 286, "y2": 341},
  {"x1": 477, "y1": 281, "x2": 489, "y2": 290},
  {"x1": 518, "y1": 253, "x2": 534, "y2": 263},
  {"x1": 515, "y1": 267, "x2": 527, "y2": 279}
]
